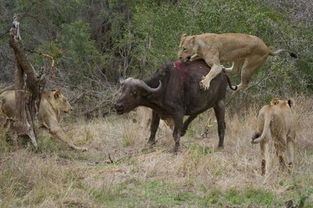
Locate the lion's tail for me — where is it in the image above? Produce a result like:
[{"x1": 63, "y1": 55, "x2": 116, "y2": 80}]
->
[
  {"x1": 251, "y1": 113, "x2": 271, "y2": 144},
  {"x1": 269, "y1": 49, "x2": 297, "y2": 58}
]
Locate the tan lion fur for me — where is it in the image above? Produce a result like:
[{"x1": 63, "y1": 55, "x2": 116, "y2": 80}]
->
[
  {"x1": 177, "y1": 33, "x2": 296, "y2": 91},
  {"x1": 0, "y1": 89, "x2": 87, "y2": 151},
  {"x1": 251, "y1": 98, "x2": 296, "y2": 175}
]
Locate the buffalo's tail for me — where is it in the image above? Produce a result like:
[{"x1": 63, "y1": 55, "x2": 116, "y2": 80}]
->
[{"x1": 224, "y1": 74, "x2": 237, "y2": 91}]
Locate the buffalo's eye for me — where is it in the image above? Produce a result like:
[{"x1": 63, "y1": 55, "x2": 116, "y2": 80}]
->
[
  {"x1": 183, "y1": 47, "x2": 187, "y2": 51},
  {"x1": 131, "y1": 91, "x2": 137, "y2": 96}
]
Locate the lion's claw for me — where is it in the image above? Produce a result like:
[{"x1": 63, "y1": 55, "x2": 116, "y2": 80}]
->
[{"x1": 200, "y1": 77, "x2": 210, "y2": 90}]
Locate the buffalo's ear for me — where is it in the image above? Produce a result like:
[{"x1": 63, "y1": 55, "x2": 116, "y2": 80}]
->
[
  {"x1": 141, "y1": 88, "x2": 150, "y2": 97},
  {"x1": 141, "y1": 87, "x2": 155, "y2": 98},
  {"x1": 270, "y1": 98, "x2": 279, "y2": 105},
  {"x1": 288, "y1": 98, "x2": 295, "y2": 108},
  {"x1": 54, "y1": 89, "x2": 61, "y2": 99}
]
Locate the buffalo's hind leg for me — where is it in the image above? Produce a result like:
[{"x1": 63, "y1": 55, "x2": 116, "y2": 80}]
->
[
  {"x1": 147, "y1": 110, "x2": 160, "y2": 146},
  {"x1": 214, "y1": 100, "x2": 226, "y2": 148},
  {"x1": 181, "y1": 114, "x2": 197, "y2": 137}
]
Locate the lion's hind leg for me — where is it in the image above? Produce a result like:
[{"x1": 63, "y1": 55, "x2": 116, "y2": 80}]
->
[
  {"x1": 274, "y1": 135, "x2": 288, "y2": 172},
  {"x1": 260, "y1": 140, "x2": 269, "y2": 176},
  {"x1": 236, "y1": 55, "x2": 268, "y2": 91},
  {"x1": 286, "y1": 135, "x2": 295, "y2": 171}
]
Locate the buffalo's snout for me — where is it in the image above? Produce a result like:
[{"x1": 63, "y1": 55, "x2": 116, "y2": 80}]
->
[{"x1": 115, "y1": 103, "x2": 124, "y2": 114}]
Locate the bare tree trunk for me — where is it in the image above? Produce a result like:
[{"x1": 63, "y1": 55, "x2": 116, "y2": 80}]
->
[
  {"x1": 8, "y1": 16, "x2": 43, "y2": 148},
  {"x1": 13, "y1": 64, "x2": 38, "y2": 147}
]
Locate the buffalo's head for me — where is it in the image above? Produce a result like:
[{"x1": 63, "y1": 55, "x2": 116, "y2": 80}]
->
[{"x1": 115, "y1": 78, "x2": 162, "y2": 114}]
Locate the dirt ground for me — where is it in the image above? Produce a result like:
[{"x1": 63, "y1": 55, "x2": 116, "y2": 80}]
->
[{"x1": 0, "y1": 98, "x2": 313, "y2": 208}]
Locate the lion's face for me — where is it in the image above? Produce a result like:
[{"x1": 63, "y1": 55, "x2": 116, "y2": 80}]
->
[
  {"x1": 47, "y1": 89, "x2": 73, "y2": 114},
  {"x1": 177, "y1": 35, "x2": 196, "y2": 62}
]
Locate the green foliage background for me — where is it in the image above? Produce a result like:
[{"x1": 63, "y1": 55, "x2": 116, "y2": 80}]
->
[{"x1": 0, "y1": 0, "x2": 312, "y2": 109}]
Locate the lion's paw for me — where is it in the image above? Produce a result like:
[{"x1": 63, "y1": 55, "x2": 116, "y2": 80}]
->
[{"x1": 200, "y1": 78, "x2": 210, "y2": 90}]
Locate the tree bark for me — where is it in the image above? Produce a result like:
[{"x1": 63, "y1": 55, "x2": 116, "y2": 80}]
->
[{"x1": 8, "y1": 20, "x2": 42, "y2": 148}]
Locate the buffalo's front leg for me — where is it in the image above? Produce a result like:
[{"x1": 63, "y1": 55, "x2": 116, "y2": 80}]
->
[
  {"x1": 214, "y1": 100, "x2": 225, "y2": 148},
  {"x1": 173, "y1": 113, "x2": 184, "y2": 153},
  {"x1": 148, "y1": 110, "x2": 160, "y2": 146}
]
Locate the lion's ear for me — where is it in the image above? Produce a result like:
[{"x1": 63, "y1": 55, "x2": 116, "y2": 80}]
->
[
  {"x1": 54, "y1": 89, "x2": 61, "y2": 99},
  {"x1": 270, "y1": 98, "x2": 279, "y2": 105},
  {"x1": 179, "y1": 34, "x2": 187, "y2": 47},
  {"x1": 288, "y1": 98, "x2": 295, "y2": 108},
  {"x1": 180, "y1": 34, "x2": 187, "y2": 42},
  {"x1": 191, "y1": 36, "x2": 196, "y2": 44}
]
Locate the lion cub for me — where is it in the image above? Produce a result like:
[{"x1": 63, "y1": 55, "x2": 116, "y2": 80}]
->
[
  {"x1": 177, "y1": 33, "x2": 296, "y2": 91},
  {"x1": 251, "y1": 98, "x2": 296, "y2": 175}
]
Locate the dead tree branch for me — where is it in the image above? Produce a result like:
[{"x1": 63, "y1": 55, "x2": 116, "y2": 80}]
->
[{"x1": 8, "y1": 16, "x2": 47, "y2": 148}]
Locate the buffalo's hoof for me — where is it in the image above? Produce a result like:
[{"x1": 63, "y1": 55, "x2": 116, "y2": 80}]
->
[
  {"x1": 217, "y1": 145, "x2": 224, "y2": 150},
  {"x1": 145, "y1": 141, "x2": 156, "y2": 150},
  {"x1": 172, "y1": 144, "x2": 180, "y2": 155},
  {"x1": 142, "y1": 142, "x2": 156, "y2": 153},
  {"x1": 147, "y1": 140, "x2": 156, "y2": 146}
]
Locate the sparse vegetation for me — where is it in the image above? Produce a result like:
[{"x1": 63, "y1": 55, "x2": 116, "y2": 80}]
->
[{"x1": 0, "y1": 98, "x2": 313, "y2": 207}]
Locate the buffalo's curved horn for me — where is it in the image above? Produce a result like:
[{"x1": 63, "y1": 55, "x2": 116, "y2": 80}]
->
[
  {"x1": 139, "y1": 80, "x2": 162, "y2": 93},
  {"x1": 119, "y1": 77, "x2": 125, "y2": 84}
]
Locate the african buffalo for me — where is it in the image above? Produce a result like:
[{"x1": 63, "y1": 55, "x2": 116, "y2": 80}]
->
[{"x1": 115, "y1": 59, "x2": 233, "y2": 152}]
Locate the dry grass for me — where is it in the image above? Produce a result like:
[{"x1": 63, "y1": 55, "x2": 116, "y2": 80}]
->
[{"x1": 0, "y1": 97, "x2": 313, "y2": 207}]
